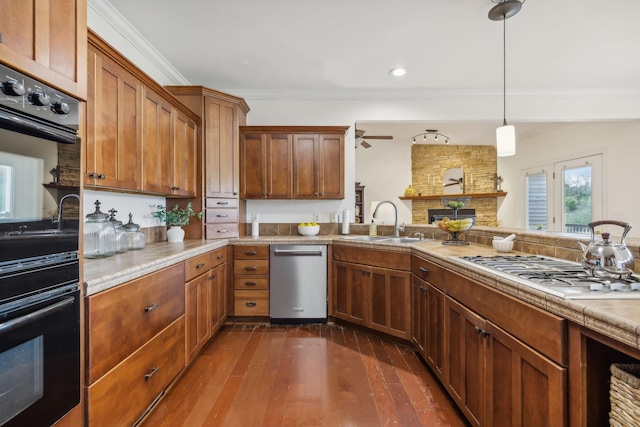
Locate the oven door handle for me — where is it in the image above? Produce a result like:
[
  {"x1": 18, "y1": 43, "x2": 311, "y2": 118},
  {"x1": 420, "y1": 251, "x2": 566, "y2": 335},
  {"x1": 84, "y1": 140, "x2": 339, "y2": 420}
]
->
[{"x1": 0, "y1": 296, "x2": 75, "y2": 335}]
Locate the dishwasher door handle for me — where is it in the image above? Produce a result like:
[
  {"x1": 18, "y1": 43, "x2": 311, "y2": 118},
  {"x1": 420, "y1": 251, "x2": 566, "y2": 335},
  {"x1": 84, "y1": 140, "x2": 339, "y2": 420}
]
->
[{"x1": 272, "y1": 249, "x2": 323, "y2": 256}]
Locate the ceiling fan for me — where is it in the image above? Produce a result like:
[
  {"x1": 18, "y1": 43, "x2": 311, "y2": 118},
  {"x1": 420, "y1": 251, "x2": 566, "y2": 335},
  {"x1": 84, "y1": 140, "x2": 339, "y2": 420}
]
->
[{"x1": 355, "y1": 128, "x2": 393, "y2": 148}]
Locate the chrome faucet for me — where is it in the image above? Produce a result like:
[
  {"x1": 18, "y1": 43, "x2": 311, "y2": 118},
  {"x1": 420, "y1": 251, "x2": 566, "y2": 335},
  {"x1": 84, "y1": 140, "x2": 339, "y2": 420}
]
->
[
  {"x1": 55, "y1": 193, "x2": 80, "y2": 231},
  {"x1": 372, "y1": 200, "x2": 404, "y2": 237}
]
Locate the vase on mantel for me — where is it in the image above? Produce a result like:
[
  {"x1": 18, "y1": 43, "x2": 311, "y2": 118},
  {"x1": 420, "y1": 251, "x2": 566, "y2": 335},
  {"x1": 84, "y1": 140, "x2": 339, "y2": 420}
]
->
[{"x1": 166, "y1": 226, "x2": 185, "y2": 242}]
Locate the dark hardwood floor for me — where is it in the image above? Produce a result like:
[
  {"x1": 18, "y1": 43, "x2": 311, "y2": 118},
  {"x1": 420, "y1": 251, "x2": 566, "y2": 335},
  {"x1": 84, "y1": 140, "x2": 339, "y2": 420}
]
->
[{"x1": 141, "y1": 323, "x2": 468, "y2": 426}]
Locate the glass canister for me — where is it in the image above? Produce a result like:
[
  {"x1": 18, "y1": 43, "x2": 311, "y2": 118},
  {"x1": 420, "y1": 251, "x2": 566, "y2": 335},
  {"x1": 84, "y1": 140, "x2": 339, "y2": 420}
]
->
[
  {"x1": 83, "y1": 200, "x2": 116, "y2": 258},
  {"x1": 123, "y1": 213, "x2": 146, "y2": 250},
  {"x1": 108, "y1": 209, "x2": 129, "y2": 254}
]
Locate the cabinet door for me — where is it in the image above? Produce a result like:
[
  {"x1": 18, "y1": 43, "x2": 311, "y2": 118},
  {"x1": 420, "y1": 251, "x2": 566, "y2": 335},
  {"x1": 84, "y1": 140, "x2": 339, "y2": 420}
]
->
[
  {"x1": 205, "y1": 98, "x2": 238, "y2": 198},
  {"x1": 266, "y1": 134, "x2": 293, "y2": 198},
  {"x1": 86, "y1": 47, "x2": 141, "y2": 190},
  {"x1": 333, "y1": 261, "x2": 367, "y2": 325},
  {"x1": 209, "y1": 263, "x2": 227, "y2": 335},
  {"x1": 369, "y1": 266, "x2": 411, "y2": 340},
  {"x1": 412, "y1": 276, "x2": 425, "y2": 354},
  {"x1": 425, "y1": 282, "x2": 446, "y2": 380},
  {"x1": 0, "y1": 0, "x2": 86, "y2": 98},
  {"x1": 141, "y1": 88, "x2": 172, "y2": 194},
  {"x1": 317, "y1": 134, "x2": 344, "y2": 199},
  {"x1": 185, "y1": 273, "x2": 209, "y2": 364},
  {"x1": 240, "y1": 133, "x2": 266, "y2": 198},
  {"x1": 445, "y1": 297, "x2": 486, "y2": 427},
  {"x1": 171, "y1": 110, "x2": 197, "y2": 197},
  {"x1": 292, "y1": 134, "x2": 318, "y2": 199},
  {"x1": 485, "y1": 322, "x2": 567, "y2": 427}
]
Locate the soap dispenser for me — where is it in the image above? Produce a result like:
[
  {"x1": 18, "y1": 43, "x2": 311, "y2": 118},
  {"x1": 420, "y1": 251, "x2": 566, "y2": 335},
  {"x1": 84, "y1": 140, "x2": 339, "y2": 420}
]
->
[{"x1": 369, "y1": 219, "x2": 377, "y2": 237}]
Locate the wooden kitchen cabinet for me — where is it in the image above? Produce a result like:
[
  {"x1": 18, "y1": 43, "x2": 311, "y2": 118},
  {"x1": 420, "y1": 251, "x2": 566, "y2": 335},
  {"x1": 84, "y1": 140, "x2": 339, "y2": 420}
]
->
[
  {"x1": 0, "y1": 0, "x2": 87, "y2": 99},
  {"x1": 85, "y1": 263, "x2": 186, "y2": 426},
  {"x1": 232, "y1": 245, "x2": 270, "y2": 316},
  {"x1": 141, "y1": 88, "x2": 173, "y2": 194},
  {"x1": 171, "y1": 110, "x2": 198, "y2": 197},
  {"x1": 293, "y1": 133, "x2": 345, "y2": 199},
  {"x1": 86, "y1": 42, "x2": 141, "y2": 190},
  {"x1": 240, "y1": 133, "x2": 293, "y2": 199},
  {"x1": 239, "y1": 126, "x2": 348, "y2": 200},
  {"x1": 166, "y1": 86, "x2": 250, "y2": 238},
  {"x1": 86, "y1": 32, "x2": 200, "y2": 196},
  {"x1": 332, "y1": 245, "x2": 412, "y2": 340}
]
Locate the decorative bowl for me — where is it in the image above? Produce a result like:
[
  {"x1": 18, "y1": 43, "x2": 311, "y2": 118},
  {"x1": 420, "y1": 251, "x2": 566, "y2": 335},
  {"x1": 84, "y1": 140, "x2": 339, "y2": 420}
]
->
[
  {"x1": 492, "y1": 239, "x2": 514, "y2": 253},
  {"x1": 298, "y1": 225, "x2": 320, "y2": 236}
]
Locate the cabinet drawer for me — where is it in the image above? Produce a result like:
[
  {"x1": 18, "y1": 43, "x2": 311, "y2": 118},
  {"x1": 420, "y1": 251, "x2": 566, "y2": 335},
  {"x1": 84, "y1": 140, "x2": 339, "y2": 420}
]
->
[
  {"x1": 234, "y1": 259, "x2": 269, "y2": 275},
  {"x1": 234, "y1": 276, "x2": 269, "y2": 290},
  {"x1": 87, "y1": 317, "x2": 185, "y2": 427},
  {"x1": 234, "y1": 245, "x2": 269, "y2": 259},
  {"x1": 412, "y1": 255, "x2": 445, "y2": 291},
  {"x1": 234, "y1": 290, "x2": 269, "y2": 316},
  {"x1": 206, "y1": 208, "x2": 239, "y2": 223},
  {"x1": 210, "y1": 247, "x2": 227, "y2": 269},
  {"x1": 185, "y1": 253, "x2": 211, "y2": 282},
  {"x1": 206, "y1": 223, "x2": 238, "y2": 239},
  {"x1": 86, "y1": 263, "x2": 185, "y2": 383},
  {"x1": 206, "y1": 198, "x2": 239, "y2": 209}
]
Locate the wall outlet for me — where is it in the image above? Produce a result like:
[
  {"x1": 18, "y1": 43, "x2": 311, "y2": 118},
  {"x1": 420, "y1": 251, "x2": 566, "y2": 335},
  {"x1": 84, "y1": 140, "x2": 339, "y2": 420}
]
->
[
  {"x1": 330, "y1": 213, "x2": 337, "y2": 223},
  {"x1": 313, "y1": 213, "x2": 319, "y2": 222}
]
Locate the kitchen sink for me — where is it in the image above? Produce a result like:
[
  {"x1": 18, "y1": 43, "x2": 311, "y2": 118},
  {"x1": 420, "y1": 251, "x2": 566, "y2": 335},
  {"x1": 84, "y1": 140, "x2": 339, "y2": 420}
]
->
[{"x1": 341, "y1": 236, "x2": 431, "y2": 244}]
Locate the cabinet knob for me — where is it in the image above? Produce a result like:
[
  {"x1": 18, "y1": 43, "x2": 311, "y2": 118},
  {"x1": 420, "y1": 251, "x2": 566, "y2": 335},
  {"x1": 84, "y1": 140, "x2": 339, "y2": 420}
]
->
[
  {"x1": 217, "y1": 255, "x2": 224, "y2": 259},
  {"x1": 196, "y1": 263, "x2": 206, "y2": 269},
  {"x1": 98, "y1": 174, "x2": 106, "y2": 179}
]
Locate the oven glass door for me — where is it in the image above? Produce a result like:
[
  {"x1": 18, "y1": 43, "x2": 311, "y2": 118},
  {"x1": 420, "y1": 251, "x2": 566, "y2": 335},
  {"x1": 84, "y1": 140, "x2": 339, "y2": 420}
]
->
[{"x1": 0, "y1": 288, "x2": 80, "y2": 427}]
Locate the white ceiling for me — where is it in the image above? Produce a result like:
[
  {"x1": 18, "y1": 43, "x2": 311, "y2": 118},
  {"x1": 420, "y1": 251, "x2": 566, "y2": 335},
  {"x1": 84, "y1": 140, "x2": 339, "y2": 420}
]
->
[{"x1": 104, "y1": 0, "x2": 640, "y2": 145}]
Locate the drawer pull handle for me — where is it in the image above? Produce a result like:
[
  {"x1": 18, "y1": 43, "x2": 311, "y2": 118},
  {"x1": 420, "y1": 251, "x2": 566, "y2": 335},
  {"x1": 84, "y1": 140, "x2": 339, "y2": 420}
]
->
[
  {"x1": 217, "y1": 229, "x2": 228, "y2": 233},
  {"x1": 245, "y1": 302, "x2": 257, "y2": 307},
  {"x1": 217, "y1": 255, "x2": 224, "y2": 259},
  {"x1": 144, "y1": 367, "x2": 159, "y2": 381},
  {"x1": 217, "y1": 201, "x2": 229, "y2": 205},
  {"x1": 245, "y1": 266, "x2": 257, "y2": 271},
  {"x1": 216, "y1": 214, "x2": 229, "y2": 218},
  {"x1": 419, "y1": 267, "x2": 429, "y2": 274},
  {"x1": 246, "y1": 250, "x2": 257, "y2": 256},
  {"x1": 245, "y1": 281, "x2": 257, "y2": 286},
  {"x1": 196, "y1": 263, "x2": 206, "y2": 269},
  {"x1": 419, "y1": 286, "x2": 428, "y2": 292},
  {"x1": 474, "y1": 326, "x2": 490, "y2": 338},
  {"x1": 144, "y1": 303, "x2": 159, "y2": 312}
]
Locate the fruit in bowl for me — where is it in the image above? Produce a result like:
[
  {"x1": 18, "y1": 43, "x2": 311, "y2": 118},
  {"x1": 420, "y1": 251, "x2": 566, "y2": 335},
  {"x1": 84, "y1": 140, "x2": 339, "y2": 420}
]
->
[
  {"x1": 436, "y1": 217, "x2": 474, "y2": 233},
  {"x1": 298, "y1": 222, "x2": 320, "y2": 236}
]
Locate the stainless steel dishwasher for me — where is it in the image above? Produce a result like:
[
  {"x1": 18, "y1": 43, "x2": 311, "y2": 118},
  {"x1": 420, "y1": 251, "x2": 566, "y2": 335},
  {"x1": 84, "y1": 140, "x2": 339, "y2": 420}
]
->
[{"x1": 269, "y1": 244, "x2": 327, "y2": 324}]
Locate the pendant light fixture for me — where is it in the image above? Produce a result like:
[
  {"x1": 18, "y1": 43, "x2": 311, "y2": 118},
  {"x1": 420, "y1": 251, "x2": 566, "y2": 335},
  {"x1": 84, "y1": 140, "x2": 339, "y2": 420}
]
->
[{"x1": 489, "y1": 0, "x2": 523, "y2": 157}]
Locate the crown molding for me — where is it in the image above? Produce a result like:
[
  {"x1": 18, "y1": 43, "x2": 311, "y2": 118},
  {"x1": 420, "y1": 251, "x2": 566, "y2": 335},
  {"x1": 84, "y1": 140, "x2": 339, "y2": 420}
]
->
[{"x1": 88, "y1": 0, "x2": 190, "y2": 85}]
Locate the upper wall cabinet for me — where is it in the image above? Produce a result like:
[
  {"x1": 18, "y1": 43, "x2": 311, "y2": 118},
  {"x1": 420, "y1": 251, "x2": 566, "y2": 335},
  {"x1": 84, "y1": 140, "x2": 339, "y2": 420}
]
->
[
  {"x1": 165, "y1": 86, "x2": 250, "y2": 200},
  {"x1": 0, "y1": 0, "x2": 87, "y2": 99},
  {"x1": 239, "y1": 126, "x2": 348, "y2": 200},
  {"x1": 85, "y1": 31, "x2": 200, "y2": 196}
]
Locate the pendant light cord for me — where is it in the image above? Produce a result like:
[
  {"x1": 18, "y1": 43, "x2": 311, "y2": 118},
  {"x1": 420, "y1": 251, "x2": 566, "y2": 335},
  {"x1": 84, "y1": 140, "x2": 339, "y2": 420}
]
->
[{"x1": 502, "y1": 16, "x2": 507, "y2": 127}]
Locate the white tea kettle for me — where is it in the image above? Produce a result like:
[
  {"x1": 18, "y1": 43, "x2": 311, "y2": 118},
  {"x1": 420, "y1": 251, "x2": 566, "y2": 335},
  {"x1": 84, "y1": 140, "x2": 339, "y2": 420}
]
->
[{"x1": 576, "y1": 220, "x2": 634, "y2": 279}]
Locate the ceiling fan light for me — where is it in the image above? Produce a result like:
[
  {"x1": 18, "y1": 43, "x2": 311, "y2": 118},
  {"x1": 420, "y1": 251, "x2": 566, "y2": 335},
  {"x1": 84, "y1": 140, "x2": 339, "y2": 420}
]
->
[{"x1": 496, "y1": 124, "x2": 516, "y2": 157}]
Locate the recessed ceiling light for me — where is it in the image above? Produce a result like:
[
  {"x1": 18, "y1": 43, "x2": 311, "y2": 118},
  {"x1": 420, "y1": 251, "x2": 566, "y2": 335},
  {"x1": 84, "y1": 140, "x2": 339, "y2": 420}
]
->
[{"x1": 390, "y1": 68, "x2": 406, "y2": 77}]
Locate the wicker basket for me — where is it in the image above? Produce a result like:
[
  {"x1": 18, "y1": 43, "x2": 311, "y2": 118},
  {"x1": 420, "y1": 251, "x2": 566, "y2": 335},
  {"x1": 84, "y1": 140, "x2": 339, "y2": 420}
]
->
[{"x1": 610, "y1": 364, "x2": 640, "y2": 426}]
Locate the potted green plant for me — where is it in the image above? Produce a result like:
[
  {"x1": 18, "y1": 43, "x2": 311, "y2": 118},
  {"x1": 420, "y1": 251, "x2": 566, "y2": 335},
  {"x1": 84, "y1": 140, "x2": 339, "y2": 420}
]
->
[{"x1": 152, "y1": 202, "x2": 203, "y2": 242}]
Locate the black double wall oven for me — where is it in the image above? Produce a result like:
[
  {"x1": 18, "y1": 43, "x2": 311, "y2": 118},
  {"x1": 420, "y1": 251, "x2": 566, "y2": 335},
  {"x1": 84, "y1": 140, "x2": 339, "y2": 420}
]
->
[{"x1": 0, "y1": 63, "x2": 81, "y2": 427}]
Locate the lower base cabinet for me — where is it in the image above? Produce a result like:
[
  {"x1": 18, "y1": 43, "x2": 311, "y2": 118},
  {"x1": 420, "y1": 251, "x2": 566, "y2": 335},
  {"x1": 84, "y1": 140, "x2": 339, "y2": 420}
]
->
[{"x1": 87, "y1": 317, "x2": 185, "y2": 427}]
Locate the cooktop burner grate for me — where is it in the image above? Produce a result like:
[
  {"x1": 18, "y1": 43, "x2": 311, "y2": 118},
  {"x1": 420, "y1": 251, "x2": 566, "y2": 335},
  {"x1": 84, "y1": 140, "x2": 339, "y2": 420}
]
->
[{"x1": 458, "y1": 255, "x2": 640, "y2": 299}]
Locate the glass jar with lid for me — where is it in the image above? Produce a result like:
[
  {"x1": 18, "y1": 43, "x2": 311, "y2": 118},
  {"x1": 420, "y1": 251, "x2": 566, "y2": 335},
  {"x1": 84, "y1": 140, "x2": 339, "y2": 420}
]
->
[
  {"x1": 123, "y1": 213, "x2": 146, "y2": 250},
  {"x1": 83, "y1": 200, "x2": 116, "y2": 258},
  {"x1": 108, "y1": 209, "x2": 129, "y2": 254}
]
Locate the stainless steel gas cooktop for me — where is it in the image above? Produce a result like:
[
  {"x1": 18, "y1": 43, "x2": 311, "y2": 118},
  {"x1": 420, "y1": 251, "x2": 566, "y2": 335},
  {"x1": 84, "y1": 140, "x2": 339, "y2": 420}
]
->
[{"x1": 458, "y1": 255, "x2": 640, "y2": 300}]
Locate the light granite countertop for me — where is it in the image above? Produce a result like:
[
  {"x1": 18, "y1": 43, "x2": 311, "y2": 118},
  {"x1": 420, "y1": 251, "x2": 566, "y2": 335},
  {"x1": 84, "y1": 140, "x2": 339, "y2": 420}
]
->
[{"x1": 83, "y1": 235, "x2": 640, "y2": 352}]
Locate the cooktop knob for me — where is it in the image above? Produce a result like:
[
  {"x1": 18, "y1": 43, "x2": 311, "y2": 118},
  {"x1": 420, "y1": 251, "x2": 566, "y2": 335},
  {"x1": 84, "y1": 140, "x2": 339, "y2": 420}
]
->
[
  {"x1": 52, "y1": 101, "x2": 70, "y2": 115},
  {"x1": 29, "y1": 92, "x2": 51, "y2": 106},
  {"x1": 2, "y1": 80, "x2": 26, "y2": 96}
]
